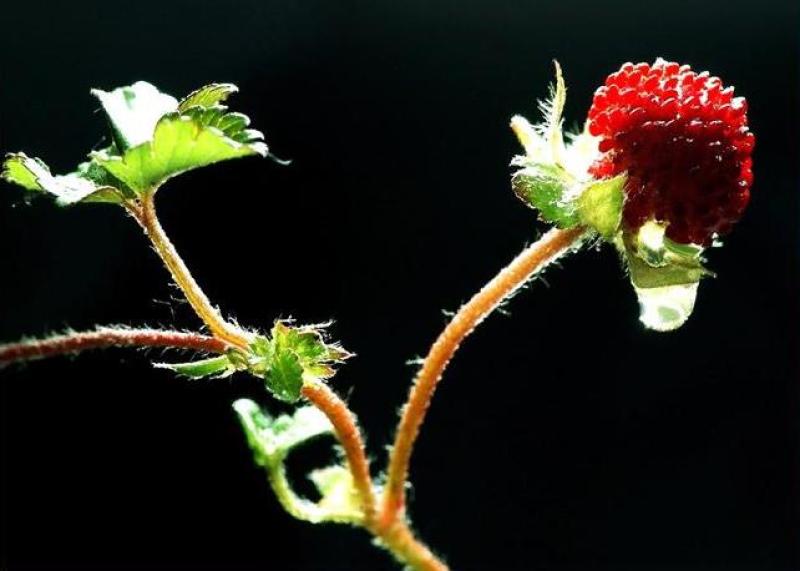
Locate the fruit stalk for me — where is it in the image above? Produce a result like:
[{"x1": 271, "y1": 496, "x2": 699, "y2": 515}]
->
[{"x1": 382, "y1": 225, "x2": 587, "y2": 522}]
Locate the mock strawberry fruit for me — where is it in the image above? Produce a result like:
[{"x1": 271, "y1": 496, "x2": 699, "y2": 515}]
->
[{"x1": 587, "y1": 59, "x2": 754, "y2": 245}]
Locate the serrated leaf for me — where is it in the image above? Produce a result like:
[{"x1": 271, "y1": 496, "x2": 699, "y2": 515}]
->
[
  {"x1": 92, "y1": 81, "x2": 179, "y2": 151},
  {"x1": 92, "y1": 112, "x2": 267, "y2": 194},
  {"x1": 2, "y1": 152, "x2": 122, "y2": 205},
  {"x1": 512, "y1": 165, "x2": 579, "y2": 228},
  {"x1": 153, "y1": 355, "x2": 235, "y2": 379},
  {"x1": 233, "y1": 399, "x2": 333, "y2": 464},
  {"x1": 272, "y1": 322, "x2": 327, "y2": 364},
  {"x1": 179, "y1": 83, "x2": 238, "y2": 112},
  {"x1": 265, "y1": 345, "x2": 304, "y2": 403},
  {"x1": 577, "y1": 175, "x2": 625, "y2": 238},
  {"x1": 233, "y1": 400, "x2": 362, "y2": 524}
]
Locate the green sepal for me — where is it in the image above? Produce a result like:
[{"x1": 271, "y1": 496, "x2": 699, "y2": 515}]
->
[
  {"x1": 2, "y1": 152, "x2": 123, "y2": 205},
  {"x1": 179, "y1": 83, "x2": 238, "y2": 112},
  {"x1": 625, "y1": 249, "x2": 711, "y2": 289},
  {"x1": 511, "y1": 164, "x2": 579, "y2": 228},
  {"x1": 619, "y1": 221, "x2": 714, "y2": 331},
  {"x1": 577, "y1": 175, "x2": 625, "y2": 238},
  {"x1": 153, "y1": 355, "x2": 237, "y2": 379}
]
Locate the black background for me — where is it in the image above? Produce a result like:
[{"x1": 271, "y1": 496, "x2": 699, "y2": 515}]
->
[{"x1": 1, "y1": 1, "x2": 798, "y2": 570}]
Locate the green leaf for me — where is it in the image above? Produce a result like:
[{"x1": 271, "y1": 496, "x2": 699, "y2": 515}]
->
[
  {"x1": 577, "y1": 175, "x2": 625, "y2": 238},
  {"x1": 512, "y1": 165, "x2": 579, "y2": 228},
  {"x1": 265, "y1": 345, "x2": 304, "y2": 403},
  {"x1": 3, "y1": 153, "x2": 44, "y2": 190},
  {"x1": 272, "y1": 322, "x2": 326, "y2": 365},
  {"x1": 2, "y1": 152, "x2": 123, "y2": 205},
  {"x1": 233, "y1": 399, "x2": 334, "y2": 464},
  {"x1": 233, "y1": 400, "x2": 363, "y2": 524},
  {"x1": 91, "y1": 81, "x2": 179, "y2": 151},
  {"x1": 179, "y1": 83, "x2": 238, "y2": 112},
  {"x1": 92, "y1": 111, "x2": 267, "y2": 194},
  {"x1": 309, "y1": 465, "x2": 363, "y2": 519},
  {"x1": 153, "y1": 355, "x2": 236, "y2": 379},
  {"x1": 246, "y1": 323, "x2": 351, "y2": 400}
]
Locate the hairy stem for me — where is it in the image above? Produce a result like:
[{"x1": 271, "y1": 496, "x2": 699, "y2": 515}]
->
[
  {"x1": 0, "y1": 327, "x2": 227, "y2": 367},
  {"x1": 131, "y1": 196, "x2": 252, "y2": 350},
  {"x1": 300, "y1": 380, "x2": 448, "y2": 570},
  {"x1": 382, "y1": 226, "x2": 587, "y2": 521},
  {"x1": 301, "y1": 380, "x2": 376, "y2": 520},
  {"x1": 374, "y1": 519, "x2": 448, "y2": 571}
]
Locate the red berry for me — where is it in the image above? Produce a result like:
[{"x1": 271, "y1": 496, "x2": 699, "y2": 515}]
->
[{"x1": 587, "y1": 59, "x2": 754, "y2": 245}]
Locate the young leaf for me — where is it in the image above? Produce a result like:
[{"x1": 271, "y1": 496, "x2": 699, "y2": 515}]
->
[
  {"x1": 179, "y1": 83, "x2": 238, "y2": 112},
  {"x1": 2, "y1": 153, "x2": 123, "y2": 205},
  {"x1": 246, "y1": 323, "x2": 351, "y2": 402},
  {"x1": 309, "y1": 465, "x2": 363, "y2": 519},
  {"x1": 265, "y1": 346, "x2": 304, "y2": 403},
  {"x1": 233, "y1": 399, "x2": 334, "y2": 464},
  {"x1": 92, "y1": 111, "x2": 267, "y2": 194},
  {"x1": 91, "y1": 81, "x2": 179, "y2": 151},
  {"x1": 233, "y1": 401, "x2": 363, "y2": 524},
  {"x1": 153, "y1": 355, "x2": 236, "y2": 379}
]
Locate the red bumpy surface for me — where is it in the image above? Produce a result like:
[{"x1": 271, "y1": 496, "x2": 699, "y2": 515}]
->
[{"x1": 587, "y1": 59, "x2": 754, "y2": 245}]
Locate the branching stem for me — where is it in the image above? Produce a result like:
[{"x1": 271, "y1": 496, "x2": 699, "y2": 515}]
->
[
  {"x1": 374, "y1": 519, "x2": 449, "y2": 571},
  {"x1": 381, "y1": 226, "x2": 587, "y2": 522},
  {"x1": 0, "y1": 327, "x2": 226, "y2": 366},
  {"x1": 130, "y1": 195, "x2": 253, "y2": 350}
]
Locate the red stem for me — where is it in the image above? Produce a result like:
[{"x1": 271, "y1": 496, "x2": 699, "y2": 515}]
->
[{"x1": 0, "y1": 327, "x2": 227, "y2": 366}]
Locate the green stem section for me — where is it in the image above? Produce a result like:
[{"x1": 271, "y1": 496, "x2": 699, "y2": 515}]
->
[
  {"x1": 132, "y1": 196, "x2": 252, "y2": 350},
  {"x1": 266, "y1": 457, "x2": 362, "y2": 525}
]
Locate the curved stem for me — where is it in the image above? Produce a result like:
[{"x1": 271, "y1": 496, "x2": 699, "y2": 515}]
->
[
  {"x1": 0, "y1": 327, "x2": 227, "y2": 367},
  {"x1": 301, "y1": 380, "x2": 376, "y2": 520},
  {"x1": 301, "y1": 381, "x2": 448, "y2": 570},
  {"x1": 131, "y1": 196, "x2": 253, "y2": 350},
  {"x1": 382, "y1": 226, "x2": 587, "y2": 521},
  {"x1": 266, "y1": 459, "x2": 362, "y2": 525}
]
